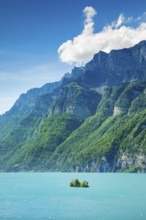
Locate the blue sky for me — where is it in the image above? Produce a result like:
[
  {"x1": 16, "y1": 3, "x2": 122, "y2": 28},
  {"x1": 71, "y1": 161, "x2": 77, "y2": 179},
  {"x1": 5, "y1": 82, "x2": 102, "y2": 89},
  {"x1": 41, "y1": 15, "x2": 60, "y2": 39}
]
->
[{"x1": 0, "y1": 0, "x2": 146, "y2": 114}]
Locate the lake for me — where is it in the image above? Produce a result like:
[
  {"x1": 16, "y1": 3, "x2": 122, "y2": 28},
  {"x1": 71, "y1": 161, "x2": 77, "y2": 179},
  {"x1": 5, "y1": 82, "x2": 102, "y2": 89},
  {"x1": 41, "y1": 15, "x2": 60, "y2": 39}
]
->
[{"x1": 0, "y1": 173, "x2": 146, "y2": 220}]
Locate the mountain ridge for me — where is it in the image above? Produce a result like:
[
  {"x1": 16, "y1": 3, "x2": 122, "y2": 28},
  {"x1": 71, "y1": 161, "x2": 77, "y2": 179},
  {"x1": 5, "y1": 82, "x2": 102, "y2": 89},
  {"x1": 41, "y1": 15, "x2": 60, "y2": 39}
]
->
[{"x1": 0, "y1": 41, "x2": 146, "y2": 172}]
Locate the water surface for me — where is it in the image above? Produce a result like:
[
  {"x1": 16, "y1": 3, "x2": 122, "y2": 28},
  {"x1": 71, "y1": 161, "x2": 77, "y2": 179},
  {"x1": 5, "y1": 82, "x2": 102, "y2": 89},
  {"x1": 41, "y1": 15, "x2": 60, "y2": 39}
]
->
[{"x1": 0, "y1": 173, "x2": 146, "y2": 220}]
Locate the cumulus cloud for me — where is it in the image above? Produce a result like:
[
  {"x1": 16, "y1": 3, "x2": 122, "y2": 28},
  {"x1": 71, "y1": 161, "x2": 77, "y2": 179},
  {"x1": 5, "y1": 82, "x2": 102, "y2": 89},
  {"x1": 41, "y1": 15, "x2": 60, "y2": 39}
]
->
[
  {"x1": 58, "y1": 6, "x2": 146, "y2": 66},
  {"x1": 83, "y1": 6, "x2": 97, "y2": 35}
]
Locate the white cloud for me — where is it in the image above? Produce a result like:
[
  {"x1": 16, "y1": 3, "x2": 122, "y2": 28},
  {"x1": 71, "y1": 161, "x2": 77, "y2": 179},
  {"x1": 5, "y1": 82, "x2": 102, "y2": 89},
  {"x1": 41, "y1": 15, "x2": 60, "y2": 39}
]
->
[
  {"x1": 112, "y1": 14, "x2": 125, "y2": 28},
  {"x1": 58, "y1": 7, "x2": 146, "y2": 66},
  {"x1": 83, "y1": 6, "x2": 97, "y2": 35}
]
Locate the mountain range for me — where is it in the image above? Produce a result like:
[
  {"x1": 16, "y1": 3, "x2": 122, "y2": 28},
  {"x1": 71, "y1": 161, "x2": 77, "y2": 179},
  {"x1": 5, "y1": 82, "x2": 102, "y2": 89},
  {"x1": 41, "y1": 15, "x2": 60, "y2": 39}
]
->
[{"x1": 0, "y1": 40, "x2": 146, "y2": 172}]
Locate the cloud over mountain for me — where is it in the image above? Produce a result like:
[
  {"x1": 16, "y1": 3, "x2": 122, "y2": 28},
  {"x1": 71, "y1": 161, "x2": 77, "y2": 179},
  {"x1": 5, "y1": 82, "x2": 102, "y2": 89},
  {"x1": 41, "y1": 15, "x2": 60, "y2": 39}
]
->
[{"x1": 58, "y1": 7, "x2": 146, "y2": 66}]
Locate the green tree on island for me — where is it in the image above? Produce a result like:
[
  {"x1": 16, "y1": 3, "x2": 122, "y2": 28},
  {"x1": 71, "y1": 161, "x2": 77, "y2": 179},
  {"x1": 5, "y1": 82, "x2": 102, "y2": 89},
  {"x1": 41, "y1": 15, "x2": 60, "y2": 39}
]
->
[{"x1": 69, "y1": 179, "x2": 89, "y2": 187}]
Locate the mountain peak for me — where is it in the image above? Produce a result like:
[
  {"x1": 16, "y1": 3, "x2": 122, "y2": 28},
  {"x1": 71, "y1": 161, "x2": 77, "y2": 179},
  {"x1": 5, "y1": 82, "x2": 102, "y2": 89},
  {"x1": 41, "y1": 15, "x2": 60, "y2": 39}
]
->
[
  {"x1": 73, "y1": 40, "x2": 146, "y2": 87},
  {"x1": 0, "y1": 41, "x2": 146, "y2": 172}
]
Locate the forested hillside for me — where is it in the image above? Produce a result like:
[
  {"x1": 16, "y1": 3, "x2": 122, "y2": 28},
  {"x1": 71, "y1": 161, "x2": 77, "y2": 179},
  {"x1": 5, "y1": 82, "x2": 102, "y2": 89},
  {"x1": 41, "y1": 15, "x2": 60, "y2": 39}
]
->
[{"x1": 0, "y1": 41, "x2": 146, "y2": 172}]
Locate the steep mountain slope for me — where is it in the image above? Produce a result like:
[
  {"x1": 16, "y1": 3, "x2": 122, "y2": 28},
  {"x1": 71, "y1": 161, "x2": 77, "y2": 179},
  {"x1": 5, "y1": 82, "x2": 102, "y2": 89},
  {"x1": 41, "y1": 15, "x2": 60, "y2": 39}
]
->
[
  {"x1": 0, "y1": 81, "x2": 61, "y2": 139},
  {"x1": 0, "y1": 81, "x2": 145, "y2": 172},
  {"x1": 0, "y1": 82, "x2": 101, "y2": 171},
  {"x1": 50, "y1": 110, "x2": 146, "y2": 172},
  {"x1": 75, "y1": 40, "x2": 146, "y2": 87},
  {"x1": 48, "y1": 81, "x2": 146, "y2": 172},
  {"x1": 51, "y1": 82, "x2": 101, "y2": 119},
  {"x1": 0, "y1": 113, "x2": 82, "y2": 171},
  {"x1": 0, "y1": 41, "x2": 146, "y2": 172}
]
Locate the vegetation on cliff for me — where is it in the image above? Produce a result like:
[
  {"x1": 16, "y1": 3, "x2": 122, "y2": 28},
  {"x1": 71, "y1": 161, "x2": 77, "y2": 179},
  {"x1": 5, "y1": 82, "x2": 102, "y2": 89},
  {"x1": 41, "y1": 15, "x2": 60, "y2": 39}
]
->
[{"x1": 0, "y1": 41, "x2": 146, "y2": 172}]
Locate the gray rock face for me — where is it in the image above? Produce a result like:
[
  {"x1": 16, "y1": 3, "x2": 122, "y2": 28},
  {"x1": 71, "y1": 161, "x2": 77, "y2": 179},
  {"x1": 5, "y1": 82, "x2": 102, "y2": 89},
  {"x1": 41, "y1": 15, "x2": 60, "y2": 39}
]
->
[
  {"x1": 9, "y1": 81, "x2": 61, "y2": 114},
  {"x1": 0, "y1": 81, "x2": 61, "y2": 138},
  {"x1": 116, "y1": 151, "x2": 146, "y2": 172},
  {"x1": 2, "y1": 41, "x2": 146, "y2": 120},
  {"x1": 83, "y1": 159, "x2": 111, "y2": 172},
  {"x1": 76, "y1": 41, "x2": 146, "y2": 87},
  {"x1": 71, "y1": 152, "x2": 146, "y2": 172},
  {"x1": 62, "y1": 67, "x2": 85, "y2": 84},
  {"x1": 51, "y1": 82, "x2": 101, "y2": 120}
]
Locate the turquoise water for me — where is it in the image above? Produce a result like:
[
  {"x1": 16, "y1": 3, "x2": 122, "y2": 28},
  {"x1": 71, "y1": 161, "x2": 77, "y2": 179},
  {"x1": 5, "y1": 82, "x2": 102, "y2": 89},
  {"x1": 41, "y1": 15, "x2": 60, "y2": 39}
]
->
[{"x1": 0, "y1": 173, "x2": 146, "y2": 220}]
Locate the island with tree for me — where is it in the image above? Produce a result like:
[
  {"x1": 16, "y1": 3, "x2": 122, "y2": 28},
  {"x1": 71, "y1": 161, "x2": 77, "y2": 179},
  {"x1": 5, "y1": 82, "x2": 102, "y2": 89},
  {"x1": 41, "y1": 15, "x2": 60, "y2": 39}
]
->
[{"x1": 69, "y1": 179, "x2": 89, "y2": 187}]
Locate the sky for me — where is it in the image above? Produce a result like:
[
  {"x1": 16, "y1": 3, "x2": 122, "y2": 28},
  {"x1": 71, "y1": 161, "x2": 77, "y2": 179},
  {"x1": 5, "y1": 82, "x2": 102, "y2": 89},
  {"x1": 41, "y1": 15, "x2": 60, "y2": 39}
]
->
[{"x1": 0, "y1": 0, "x2": 146, "y2": 114}]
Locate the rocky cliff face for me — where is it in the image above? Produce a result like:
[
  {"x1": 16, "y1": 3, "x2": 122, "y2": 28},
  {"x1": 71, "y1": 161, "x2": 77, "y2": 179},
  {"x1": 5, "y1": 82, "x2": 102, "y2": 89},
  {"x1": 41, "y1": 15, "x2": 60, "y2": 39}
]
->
[
  {"x1": 0, "y1": 81, "x2": 61, "y2": 139},
  {"x1": 51, "y1": 82, "x2": 101, "y2": 120},
  {"x1": 0, "y1": 41, "x2": 146, "y2": 172},
  {"x1": 8, "y1": 81, "x2": 61, "y2": 116},
  {"x1": 2, "y1": 40, "x2": 146, "y2": 120},
  {"x1": 48, "y1": 81, "x2": 146, "y2": 173},
  {"x1": 62, "y1": 67, "x2": 85, "y2": 84},
  {"x1": 116, "y1": 151, "x2": 146, "y2": 172},
  {"x1": 75, "y1": 40, "x2": 146, "y2": 87}
]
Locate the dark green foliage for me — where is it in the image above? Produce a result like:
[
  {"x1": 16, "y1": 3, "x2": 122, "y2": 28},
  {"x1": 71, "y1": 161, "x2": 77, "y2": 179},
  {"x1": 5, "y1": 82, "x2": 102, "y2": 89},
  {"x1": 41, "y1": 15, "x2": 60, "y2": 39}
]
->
[
  {"x1": 0, "y1": 81, "x2": 146, "y2": 172},
  {"x1": 1, "y1": 42, "x2": 146, "y2": 172},
  {"x1": 51, "y1": 82, "x2": 101, "y2": 120},
  {"x1": 70, "y1": 179, "x2": 89, "y2": 187},
  {"x1": 0, "y1": 114, "x2": 41, "y2": 159},
  {"x1": 97, "y1": 83, "x2": 128, "y2": 117},
  {"x1": 49, "y1": 82, "x2": 146, "y2": 172},
  {"x1": 0, "y1": 113, "x2": 82, "y2": 171},
  {"x1": 80, "y1": 181, "x2": 89, "y2": 187},
  {"x1": 115, "y1": 82, "x2": 146, "y2": 113}
]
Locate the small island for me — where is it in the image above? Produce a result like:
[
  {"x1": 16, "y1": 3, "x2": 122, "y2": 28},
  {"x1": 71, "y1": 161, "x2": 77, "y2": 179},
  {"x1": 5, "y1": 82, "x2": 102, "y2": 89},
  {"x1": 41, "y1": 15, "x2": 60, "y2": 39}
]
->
[{"x1": 69, "y1": 179, "x2": 89, "y2": 187}]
